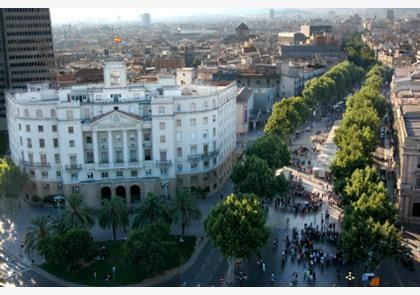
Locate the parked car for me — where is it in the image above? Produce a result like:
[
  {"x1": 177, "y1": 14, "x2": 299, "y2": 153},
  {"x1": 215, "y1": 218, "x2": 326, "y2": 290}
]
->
[{"x1": 42, "y1": 194, "x2": 65, "y2": 208}]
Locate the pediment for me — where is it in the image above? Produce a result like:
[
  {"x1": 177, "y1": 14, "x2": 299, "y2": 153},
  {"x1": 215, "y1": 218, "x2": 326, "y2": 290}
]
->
[{"x1": 91, "y1": 110, "x2": 142, "y2": 129}]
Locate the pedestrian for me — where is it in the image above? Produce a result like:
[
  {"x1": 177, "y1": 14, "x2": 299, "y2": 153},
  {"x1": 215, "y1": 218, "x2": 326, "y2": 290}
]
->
[
  {"x1": 262, "y1": 262, "x2": 266, "y2": 272},
  {"x1": 271, "y1": 272, "x2": 275, "y2": 286}
]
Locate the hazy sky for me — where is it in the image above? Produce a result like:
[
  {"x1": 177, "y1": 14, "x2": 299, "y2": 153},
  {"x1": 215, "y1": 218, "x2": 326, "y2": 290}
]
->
[{"x1": 50, "y1": 8, "x2": 255, "y2": 24}]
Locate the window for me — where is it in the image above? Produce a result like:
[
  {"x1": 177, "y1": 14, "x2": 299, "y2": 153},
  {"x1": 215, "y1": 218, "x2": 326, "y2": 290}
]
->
[
  {"x1": 52, "y1": 125, "x2": 57, "y2": 132},
  {"x1": 144, "y1": 133, "x2": 150, "y2": 141},
  {"x1": 177, "y1": 163, "x2": 183, "y2": 171},
  {"x1": 158, "y1": 106, "x2": 165, "y2": 114},
  {"x1": 204, "y1": 160, "x2": 209, "y2": 168},
  {"x1": 203, "y1": 130, "x2": 208, "y2": 140},
  {"x1": 131, "y1": 170, "x2": 138, "y2": 177},
  {"x1": 54, "y1": 154, "x2": 60, "y2": 164},
  {"x1": 53, "y1": 138, "x2": 59, "y2": 148},
  {"x1": 26, "y1": 125, "x2": 30, "y2": 132},
  {"x1": 203, "y1": 117, "x2": 208, "y2": 125},
  {"x1": 160, "y1": 168, "x2": 168, "y2": 176},
  {"x1": 191, "y1": 162, "x2": 198, "y2": 170},
  {"x1": 413, "y1": 203, "x2": 420, "y2": 217},
  {"x1": 18, "y1": 123, "x2": 21, "y2": 130},
  {"x1": 190, "y1": 145, "x2": 197, "y2": 154},
  {"x1": 72, "y1": 186, "x2": 79, "y2": 193},
  {"x1": 115, "y1": 150, "x2": 123, "y2": 163},
  {"x1": 42, "y1": 184, "x2": 50, "y2": 190},
  {"x1": 146, "y1": 169, "x2": 152, "y2": 176},
  {"x1": 190, "y1": 118, "x2": 196, "y2": 126},
  {"x1": 203, "y1": 101, "x2": 208, "y2": 110},
  {"x1": 30, "y1": 170, "x2": 35, "y2": 176},
  {"x1": 213, "y1": 127, "x2": 216, "y2": 137},
  {"x1": 212, "y1": 114, "x2": 216, "y2": 122},
  {"x1": 176, "y1": 119, "x2": 182, "y2": 127},
  {"x1": 190, "y1": 131, "x2": 197, "y2": 141},
  {"x1": 69, "y1": 140, "x2": 75, "y2": 147},
  {"x1": 24, "y1": 109, "x2": 29, "y2": 117},
  {"x1": 177, "y1": 147, "x2": 182, "y2": 157},
  {"x1": 19, "y1": 137, "x2": 23, "y2": 146},
  {"x1": 144, "y1": 149, "x2": 152, "y2": 161},
  {"x1": 159, "y1": 122, "x2": 165, "y2": 130},
  {"x1": 190, "y1": 103, "x2": 196, "y2": 112},
  {"x1": 66, "y1": 110, "x2": 73, "y2": 119},
  {"x1": 191, "y1": 175, "x2": 198, "y2": 183},
  {"x1": 56, "y1": 171, "x2": 61, "y2": 177},
  {"x1": 176, "y1": 132, "x2": 182, "y2": 142},
  {"x1": 87, "y1": 172, "x2": 94, "y2": 179},
  {"x1": 160, "y1": 135, "x2": 166, "y2": 143},
  {"x1": 130, "y1": 150, "x2": 137, "y2": 162},
  {"x1": 71, "y1": 173, "x2": 78, "y2": 181},
  {"x1": 160, "y1": 151, "x2": 167, "y2": 161},
  {"x1": 41, "y1": 171, "x2": 48, "y2": 178},
  {"x1": 36, "y1": 109, "x2": 43, "y2": 118},
  {"x1": 212, "y1": 99, "x2": 216, "y2": 108},
  {"x1": 40, "y1": 154, "x2": 47, "y2": 164},
  {"x1": 86, "y1": 151, "x2": 94, "y2": 163},
  {"x1": 50, "y1": 109, "x2": 56, "y2": 118},
  {"x1": 116, "y1": 171, "x2": 123, "y2": 177},
  {"x1": 176, "y1": 103, "x2": 181, "y2": 112},
  {"x1": 86, "y1": 136, "x2": 92, "y2": 144},
  {"x1": 68, "y1": 126, "x2": 74, "y2": 133},
  {"x1": 39, "y1": 139, "x2": 45, "y2": 148},
  {"x1": 102, "y1": 172, "x2": 109, "y2": 178},
  {"x1": 38, "y1": 125, "x2": 44, "y2": 132}
]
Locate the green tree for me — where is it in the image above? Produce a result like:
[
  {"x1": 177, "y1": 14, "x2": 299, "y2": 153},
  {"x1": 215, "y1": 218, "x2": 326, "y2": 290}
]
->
[
  {"x1": 204, "y1": 194, "x2": 269, "y2": 282},
  {"x1": 23, "y1": 216, "x2": 52, "y2": 256},
  {"x1": 99, "y1": 196, "x2": 129, "y2": 241},
  {"x1": 245, "y1": 134, "x2": 290, "y2": 169},
  {"x1": 123, "y1": 220, "x2": 178, "y2": 274},
  {"x1": 59, "y1": 193, "x2": 96, "y2": 231},
  {"x1": 231, "y1": 154, "x2": 288, "y2": 200},
  {"x1": 39, "y1": 228, "x2": 95, "y2": 271},
  {"x1": 170, "y1": 187, "x2": 201, "y2": 237},
  {"x1": 0, "y1": 159, "x2": 29, "y2": 210},
  {"x1": 132, "y1": 193, "x2": 171, "y2": 228}
]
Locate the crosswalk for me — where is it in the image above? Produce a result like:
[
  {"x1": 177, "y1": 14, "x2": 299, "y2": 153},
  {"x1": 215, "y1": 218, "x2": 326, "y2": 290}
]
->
[{"x1": 0, "y1": 250, "x2": 31, "y2": 280}]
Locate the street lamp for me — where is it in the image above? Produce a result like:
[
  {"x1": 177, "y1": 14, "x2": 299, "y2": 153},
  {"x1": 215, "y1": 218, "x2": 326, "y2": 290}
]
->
[{"x1": 345, "y1": 271, "x2": 355, "y2": 287}]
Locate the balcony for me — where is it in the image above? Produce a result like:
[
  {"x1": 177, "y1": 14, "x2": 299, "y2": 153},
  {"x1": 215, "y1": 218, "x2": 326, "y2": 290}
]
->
[
  {"x1": 209, "y1": 149, "x2": 220, "y2": 157},
  {"x1": 188, "y1": 154, "x2": 202, "y2": 161},
  {"x1": 65, "y1": 164, "x2": 82, "y2": 171},
  {"x1": 21, "y1": 161, "x2": 50, "y2": 168},
  {"x1": 155, "y1": 160, "x2": 172, "y2": 166}
]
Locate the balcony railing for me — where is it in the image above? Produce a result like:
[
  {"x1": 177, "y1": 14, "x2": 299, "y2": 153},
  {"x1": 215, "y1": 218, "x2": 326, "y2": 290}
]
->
[
  {"x1": 21, "y1": 161, "x2": 50, "y2": 168},
  {"x1": 187, "y1": 154, "x2": 202, "y2": 161},
  {"x1": 65, "y1": 164, "x2": 82, "y2": 170},
  {"x1": 209, "y1": 149, "x2": 220, "y2": 157},
  {"x1": 155, "y1": 160, "x2": 172, "y2": 166}
]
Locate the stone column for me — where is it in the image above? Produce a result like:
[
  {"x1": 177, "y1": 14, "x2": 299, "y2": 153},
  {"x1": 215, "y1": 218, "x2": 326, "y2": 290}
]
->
[
  {"x1": 138, "y1": 129, "x2": 143, "y2": 162},
  {"x1": 92, "y1": 130, "x2": 99, "y2": 165},
  {"x1": 108, "y1": 131, "x2": 114, "y2": 165},
  {"x1": 123, "y1": 130, "x2": 128, "y2": 163}
]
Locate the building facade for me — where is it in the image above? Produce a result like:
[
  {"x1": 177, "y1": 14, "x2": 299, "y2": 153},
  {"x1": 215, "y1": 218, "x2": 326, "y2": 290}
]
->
[
  {"x1": 391, "y1": 69, "x2": 420, "y2": 224},
  {"x1": 0, "y1": 8, "x2": 55, "y2": 131},
  {"x1": 6, "y1": 60, "x2": 237, "y2": 208}
]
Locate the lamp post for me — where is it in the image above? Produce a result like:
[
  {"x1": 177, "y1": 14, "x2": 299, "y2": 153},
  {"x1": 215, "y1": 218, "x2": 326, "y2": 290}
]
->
[{"x1": 345, "y1": 271, "x2": 355, "y2": 287}]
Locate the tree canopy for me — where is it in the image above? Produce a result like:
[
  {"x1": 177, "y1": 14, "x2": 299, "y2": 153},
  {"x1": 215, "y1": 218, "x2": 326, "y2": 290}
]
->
[
  {"x1": 245, "y1": 134, "x2": 290, "y2": 170},
  {"x1": 204, "y1": 194, "x2": 269, "y2": 260}
]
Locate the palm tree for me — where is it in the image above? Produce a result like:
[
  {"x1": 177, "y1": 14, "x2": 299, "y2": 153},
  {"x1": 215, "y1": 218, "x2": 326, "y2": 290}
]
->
[
  {"x1": 23, "y1": 216, "x2": 52, "y2": 256},
  {"x1": 170, "y1": 187, "x2": 202, "y2": 237},
  {"x1": 59, "y1": 193, "x2": 96, "y2": 231},
  {"x1": 132, "y1": 193, "x2": 171, "y2": 228},
  {"x1": 99, "y1": 196, "x2": 129, "y2": 241}
]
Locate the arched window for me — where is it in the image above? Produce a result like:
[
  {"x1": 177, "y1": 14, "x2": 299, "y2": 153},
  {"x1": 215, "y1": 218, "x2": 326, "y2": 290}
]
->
[
  {"x1": 190, "y1": 102, "x2": 196, "y2": 112},
  {"x1": 36, "y1": 109, "x2": 43, "y2": 118},
  {"x1": 50, "y1": 109, "x2": 56, "y2": 118},
  {"x1": 24, "y1": 109, "x2": 29, "y2": 117}
]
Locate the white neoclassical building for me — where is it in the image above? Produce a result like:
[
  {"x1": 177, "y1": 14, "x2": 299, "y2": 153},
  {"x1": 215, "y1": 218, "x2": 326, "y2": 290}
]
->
[{"x1": 6, "y1": 59, "x2": 237, "y2": 207}]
